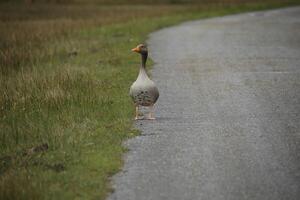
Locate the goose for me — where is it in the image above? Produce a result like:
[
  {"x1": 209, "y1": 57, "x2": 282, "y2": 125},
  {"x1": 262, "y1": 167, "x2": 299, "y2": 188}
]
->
[{"x1": 130, "y1": 44, "x2": 159, "y2": 120}]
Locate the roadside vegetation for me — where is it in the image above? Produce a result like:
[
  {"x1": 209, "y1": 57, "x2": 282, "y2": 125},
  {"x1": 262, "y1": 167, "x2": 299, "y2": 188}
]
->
[{"x1": 1, "y1": 0, "x2": 299, "y2": 199}]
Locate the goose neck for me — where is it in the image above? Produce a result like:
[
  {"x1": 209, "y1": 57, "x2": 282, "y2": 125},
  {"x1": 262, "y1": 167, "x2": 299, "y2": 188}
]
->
[
  {"x1": 138, "y1": 65, "x2": 148, "y2": 78},
  {"x1": 141, "y1": 52, "x2": 148, "y2": 69},
  {"x1": 138, "y1": 52, "x2": 148, "y2": 79}
]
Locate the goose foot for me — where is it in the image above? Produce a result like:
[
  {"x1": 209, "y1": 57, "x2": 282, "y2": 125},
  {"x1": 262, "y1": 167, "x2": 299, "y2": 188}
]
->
[
  {"x1": 147, "y1": 117, "x2": 156, "y2": 120},
  {"x1": 135, "y1": 117, "x2": 143, "y2": 120},
  {"x1": 147, "y1": 105, "x2": 156, "y2": 120},
  {"x1": 134, "y1": 106, "x2": 140, "y2": 120}
]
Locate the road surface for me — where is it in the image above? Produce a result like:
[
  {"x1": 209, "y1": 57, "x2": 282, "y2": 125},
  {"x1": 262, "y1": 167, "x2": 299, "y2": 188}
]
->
[{"x1": 108, "y1": 7, "x2": 300, "y2": 200}]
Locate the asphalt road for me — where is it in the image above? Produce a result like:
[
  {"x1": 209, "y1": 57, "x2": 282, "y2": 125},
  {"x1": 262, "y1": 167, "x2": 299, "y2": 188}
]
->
[{"x1": 108, "y1": 7, "x2": 300, "y2": 200}]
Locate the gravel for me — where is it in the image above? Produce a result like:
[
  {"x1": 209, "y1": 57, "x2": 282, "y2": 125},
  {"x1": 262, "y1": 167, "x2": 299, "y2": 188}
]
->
[{"x1": 108, "y1": 7, "x2": 300, "y2": 200}]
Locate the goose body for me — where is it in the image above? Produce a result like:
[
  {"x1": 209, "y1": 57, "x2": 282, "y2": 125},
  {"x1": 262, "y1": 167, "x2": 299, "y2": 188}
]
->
[
  {"x1": 130, "y1": 67, "x2": 159, "y2": 106},
  {"x1": 130, "y1": 44, "x2": 159, "y2": 120}
]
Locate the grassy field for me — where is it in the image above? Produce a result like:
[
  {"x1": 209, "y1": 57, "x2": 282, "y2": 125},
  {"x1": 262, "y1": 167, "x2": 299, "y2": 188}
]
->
[{"x1": 1, "y1": 0, "x2": 299, "y2": 199}]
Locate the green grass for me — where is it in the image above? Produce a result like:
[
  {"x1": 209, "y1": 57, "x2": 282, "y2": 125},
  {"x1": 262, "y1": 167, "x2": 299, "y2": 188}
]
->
[{"x1": 1, "y1": 0, "x2": 300, "y2": 199}]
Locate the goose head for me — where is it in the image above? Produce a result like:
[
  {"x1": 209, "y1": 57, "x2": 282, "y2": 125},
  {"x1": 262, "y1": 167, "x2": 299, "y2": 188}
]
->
[{"x1": 131, "y1": 44, "x2": 148, "y2": 55}]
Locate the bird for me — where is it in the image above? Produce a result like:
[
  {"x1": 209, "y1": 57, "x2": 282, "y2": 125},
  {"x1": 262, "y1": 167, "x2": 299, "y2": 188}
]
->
[{"x1": 130, "y1": 44, "x2": 159, "y2": 120}]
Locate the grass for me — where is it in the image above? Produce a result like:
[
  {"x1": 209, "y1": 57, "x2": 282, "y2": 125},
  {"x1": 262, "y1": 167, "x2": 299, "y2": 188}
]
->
[{"x1": 1, "y1": 0, "x2": 300, "y2": 199}]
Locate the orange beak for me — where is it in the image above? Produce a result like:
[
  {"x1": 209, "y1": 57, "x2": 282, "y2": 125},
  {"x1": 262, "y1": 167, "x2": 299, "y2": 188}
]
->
[{"x1": 131, "y1": 47, "x2": 140, "y2": 53}]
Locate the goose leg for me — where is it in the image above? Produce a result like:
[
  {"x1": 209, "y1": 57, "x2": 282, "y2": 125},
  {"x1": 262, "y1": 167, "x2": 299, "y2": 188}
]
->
[
  {"x1": 135, "y1": 106, "x2": 139, "y2": 120},
  {"x1": 148, "y1": 105, "x2": 156, "y2": 120}
]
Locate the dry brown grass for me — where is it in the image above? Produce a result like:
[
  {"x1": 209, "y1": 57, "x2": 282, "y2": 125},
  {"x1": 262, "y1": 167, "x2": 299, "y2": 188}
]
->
[{"x1": 0, "y1": 4, "x2": 188, "y2": 73}]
